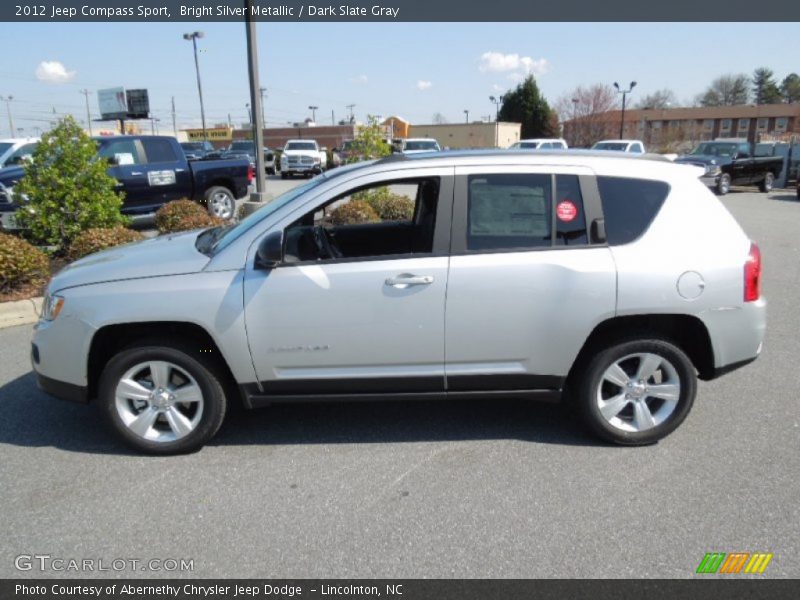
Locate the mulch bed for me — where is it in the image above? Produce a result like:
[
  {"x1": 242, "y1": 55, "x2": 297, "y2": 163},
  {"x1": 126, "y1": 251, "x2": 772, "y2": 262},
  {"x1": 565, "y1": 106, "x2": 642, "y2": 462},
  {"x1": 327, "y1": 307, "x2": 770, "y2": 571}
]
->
[{"x1": 0, "y1": 256, "x2": 68, "y2": 303}]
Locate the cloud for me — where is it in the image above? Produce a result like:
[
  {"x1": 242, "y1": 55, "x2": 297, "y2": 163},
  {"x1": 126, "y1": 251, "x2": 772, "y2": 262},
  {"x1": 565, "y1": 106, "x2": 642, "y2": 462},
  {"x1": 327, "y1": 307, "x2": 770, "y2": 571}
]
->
[
  {"x1": 478, "y1": 52, "x2": 549, "y2": 76},
  {"x1": 35, "y1": 61, "x2": 77, "y2": 83},
  {"x1": 416, "y1": 80, "x2": 432, "y2": 91},
  {"x1": 492, "y1": 84, "x2": 505, "y2": 92},
  {"x1": 349, "y1": 74, "x2": 368, "y2": 84}
]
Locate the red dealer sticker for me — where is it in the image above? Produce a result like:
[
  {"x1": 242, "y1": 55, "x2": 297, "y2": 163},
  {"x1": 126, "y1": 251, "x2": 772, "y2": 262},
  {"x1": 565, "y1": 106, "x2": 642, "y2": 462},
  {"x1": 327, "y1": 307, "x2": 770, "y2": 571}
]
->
[{"x1": 556, "y1": 200, "x2": 578, "y2": 222}]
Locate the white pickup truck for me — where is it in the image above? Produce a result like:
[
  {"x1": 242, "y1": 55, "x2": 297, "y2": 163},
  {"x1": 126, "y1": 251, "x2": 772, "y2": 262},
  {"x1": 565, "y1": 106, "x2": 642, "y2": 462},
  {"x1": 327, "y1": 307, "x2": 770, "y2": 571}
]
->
[{"x1": 280, "y1": 139, "x2": 327, "y2": 178}]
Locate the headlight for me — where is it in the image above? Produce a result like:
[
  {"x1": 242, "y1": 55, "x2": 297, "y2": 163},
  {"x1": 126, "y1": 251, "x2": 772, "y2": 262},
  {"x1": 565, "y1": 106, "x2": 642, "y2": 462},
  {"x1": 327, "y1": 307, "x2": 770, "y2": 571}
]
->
[
  {"x1": 705, "y1": 165, "x2": 721, "y2": 176},
  {"x1": 41, "y1": 293, "x2": 65, "y2": 321}
]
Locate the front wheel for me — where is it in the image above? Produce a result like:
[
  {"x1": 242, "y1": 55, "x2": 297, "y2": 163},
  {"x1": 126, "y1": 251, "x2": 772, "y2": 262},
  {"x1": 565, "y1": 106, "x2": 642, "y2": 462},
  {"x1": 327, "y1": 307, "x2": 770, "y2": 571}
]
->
[
  {"x1": 715, "y1": 173, "x2": 731, "y2": 195},
  {"x1": 575, "y1": 339, "x2": 697, "y2": 445},
  {"x1": 205, "y1": 186, "x2": 235, "y2": 220},
  {"x1": 98, "y1": 343, "x2": 228, "y2": 454},
  {"x1": 759, "y1": 172, "x2": 774, "y2": 193}
]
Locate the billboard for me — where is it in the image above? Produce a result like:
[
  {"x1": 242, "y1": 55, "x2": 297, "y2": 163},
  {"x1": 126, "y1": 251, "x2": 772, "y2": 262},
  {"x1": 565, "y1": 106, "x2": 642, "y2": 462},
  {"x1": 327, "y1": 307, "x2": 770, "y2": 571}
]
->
[
  {"x1": 126, "y1": 89, "x2": 150, "y2": 119},
  {"x1": 97, "y1": 87, "x2": 127, "y2": 120}
]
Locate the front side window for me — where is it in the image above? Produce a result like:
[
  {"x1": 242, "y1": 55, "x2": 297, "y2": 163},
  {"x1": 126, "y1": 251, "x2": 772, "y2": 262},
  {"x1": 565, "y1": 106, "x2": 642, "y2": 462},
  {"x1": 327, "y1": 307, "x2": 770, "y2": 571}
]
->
[
  {"x1": 283, "y1": 178, "x2": 440, "y2": 263},
  {"x1": 97, "y1": 140, "x2": 141, "y2": 165}
]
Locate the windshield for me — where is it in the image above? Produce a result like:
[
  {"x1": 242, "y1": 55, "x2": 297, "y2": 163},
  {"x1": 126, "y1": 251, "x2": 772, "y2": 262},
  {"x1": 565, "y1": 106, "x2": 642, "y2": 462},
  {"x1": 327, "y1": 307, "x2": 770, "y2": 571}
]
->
[
  {"x1": 202, "y1": 177, "x2": 327, "y2": 255},
  {"x1": 593, "y1": 142, "x2": 628, "y2": 151},
  {"x1": 0, "y1": 142, "x2": 14, "y2": 156},
  {"x1": 691, "y1": 143, "x2": 737, "y2": 157},
  {"x1": 404, "y1": 141, "x2": 439, "y2": 151},
  {"x1": 230, "y1": 142, "x2": 254, "y2": 152},
  {"x1": 285, "y1": 142, "x2": 317, "y2": 151},
  {"x1": 181, "y1": 143, "x2": 204, "y2": 151}
]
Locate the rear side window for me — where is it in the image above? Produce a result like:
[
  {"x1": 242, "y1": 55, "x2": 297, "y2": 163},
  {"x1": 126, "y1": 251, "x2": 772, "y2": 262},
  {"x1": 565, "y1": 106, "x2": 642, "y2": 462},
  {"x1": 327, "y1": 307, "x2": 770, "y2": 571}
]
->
[
  {"x1": 596, "y1": 176, "x2": 670, "y2": 246},
  {"x1": 554, "y1": 175, "x2": 588, "y2": 246},
  {"x1": 142, "y1": 139, "x2": 178, "y2": 163},
  {"x1": 467, "y1": 174, "x2": 551, "y2": 251}
]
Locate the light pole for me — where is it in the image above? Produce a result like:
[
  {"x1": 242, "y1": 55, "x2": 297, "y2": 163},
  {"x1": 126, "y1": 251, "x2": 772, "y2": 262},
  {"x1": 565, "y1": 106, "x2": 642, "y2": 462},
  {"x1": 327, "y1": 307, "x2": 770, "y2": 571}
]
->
[
  {"x1": 464, "y1": 109, "x2": 469, "y2": 123},
  {"x1": 183, "y1": 31, "x2": 207, "y2": 141},
  {"x1": 613, "y1": 81, "x2": 637, "y2": 139},
  {"x1": 246, "y1": 103, "x2": 252, "y2": 124},
  {"x1": 0, "y1": 95, "x2": 15, "y2": 137},
  {"x1": 308, "y1": 105, "x2": 318, "y2": 123},
  {"x1": 80, "y1": 89, "x2": 92, "y2": 136},
  {"x1": 489, "y1": 95, "x2": 503, "y2": 121}
]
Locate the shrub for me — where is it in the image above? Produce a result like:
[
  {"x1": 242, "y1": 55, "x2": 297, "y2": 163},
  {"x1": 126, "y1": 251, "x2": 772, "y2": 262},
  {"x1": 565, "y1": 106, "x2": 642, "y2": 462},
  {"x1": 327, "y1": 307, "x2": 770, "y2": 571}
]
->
[
  {"x1": 327, "y1": 200, "x2": 380, "y2": 225},
  {"x1": 367, "y1": 195, "x2": 415, "y2": 221},
  {"x1": 67, "y1": 226, "x2": 145, "y2": 260},
  {"x1": 0, "y1": 232, "x2": 50, "y2": 293},
  {"x1": 15, "y1": 115, "x2": 128, "y2": 248},
  {"x1": 155, "y1": 200, "x2": 223, "y2": 234}
]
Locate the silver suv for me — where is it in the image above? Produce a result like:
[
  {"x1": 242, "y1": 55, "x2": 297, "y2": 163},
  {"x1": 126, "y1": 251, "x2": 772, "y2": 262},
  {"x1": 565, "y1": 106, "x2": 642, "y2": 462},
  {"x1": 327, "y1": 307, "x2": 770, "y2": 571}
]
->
[{"x1": 32, "y1": 151, "x2": 766, "y2": 454}]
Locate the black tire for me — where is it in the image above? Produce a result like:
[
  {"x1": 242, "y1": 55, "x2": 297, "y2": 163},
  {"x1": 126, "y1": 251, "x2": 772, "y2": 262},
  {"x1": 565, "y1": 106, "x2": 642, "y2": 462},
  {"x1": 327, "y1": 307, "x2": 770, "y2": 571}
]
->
[
  {"x1": 715, "y1": 173, "x2": 730, "y2": 195},
  {"x1": 759, "y1": 172, "x2": 774, "y2": 193},
  {"x1": 574, "y1": 338, "x2": 697, "y2": 446},
  {"x1": 204, "y1": 185, "x2": 236, "y2": 220},
  {"x1": 98, "y1": 342, "x2": 228, "y2": 455},
  {"x1": 281, "y1": 172, "x2": 288, "y2": 180},
  {"x1": 267, "y1": 167, "x2": 275, "y2": 175}
]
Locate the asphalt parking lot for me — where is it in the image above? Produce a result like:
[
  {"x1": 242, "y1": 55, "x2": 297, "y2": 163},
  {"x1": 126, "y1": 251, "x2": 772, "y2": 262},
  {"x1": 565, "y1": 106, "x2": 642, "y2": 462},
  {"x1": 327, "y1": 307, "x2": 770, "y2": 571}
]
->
[{"x1": 0, "y1": 187, "x2": 798, "y2": 579}]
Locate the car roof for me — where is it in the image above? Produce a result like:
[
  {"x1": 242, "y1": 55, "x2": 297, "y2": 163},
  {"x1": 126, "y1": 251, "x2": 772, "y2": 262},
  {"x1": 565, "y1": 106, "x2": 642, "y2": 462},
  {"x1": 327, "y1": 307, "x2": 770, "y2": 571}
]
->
[
  {"x1": 517, "y1": 138, "x2": 565, "y2": 143},
  {"x1": 593, "y1": 139, "x2": 643, "y2": 144},
  {"x1": 0, "y1": 137, "x2": 39, "y2": 144}
]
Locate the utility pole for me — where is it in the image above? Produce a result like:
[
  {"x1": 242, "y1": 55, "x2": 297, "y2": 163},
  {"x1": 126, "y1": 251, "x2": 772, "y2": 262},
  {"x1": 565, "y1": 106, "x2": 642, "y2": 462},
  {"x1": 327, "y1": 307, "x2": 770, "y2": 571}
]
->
[
  {"x1": 0, "y1": 96, "x2": 15, "y2": 137},
  {"x1": 331, "y1": 109, "x2": 334, "y2": 125},
  {"x1": 259, "y1": 87, "x2": 267, "y2": 125},
  {"x1": 346, "y1": 104, "x2": 355, "y2": 123},
  {"x1": 171, "y1": 96, "x2": 177, "y2": 136},
  {"x1": 80, "y1": 89, "x2": 92, "y2": 135},
  {"x1": 244, "y1": 0, "x2": 267, "y2": 204}
]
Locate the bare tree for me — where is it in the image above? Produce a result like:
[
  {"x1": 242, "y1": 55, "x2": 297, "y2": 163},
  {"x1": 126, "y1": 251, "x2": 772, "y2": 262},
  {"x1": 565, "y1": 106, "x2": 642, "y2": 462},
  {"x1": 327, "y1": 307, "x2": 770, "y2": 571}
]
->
[
  {"x1": 636, "y1": 89, "x2": 678, "y2": 109},
  {"x1": 555, "y1": 84, "x2": 619, "y2": 148},
  {"x1": 431, "y1": 112, "x2": 448, "y2": 124},
  {"x1": 697, "y1": 74, "x2": 750, "y2": 106}
]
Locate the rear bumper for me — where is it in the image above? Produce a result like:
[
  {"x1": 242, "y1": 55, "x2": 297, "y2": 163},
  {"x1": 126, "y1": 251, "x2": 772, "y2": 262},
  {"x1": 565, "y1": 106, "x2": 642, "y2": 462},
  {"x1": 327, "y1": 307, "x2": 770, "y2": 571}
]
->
[{"x1": 701, "y1": 297, "x2": 766, "y2": 379}]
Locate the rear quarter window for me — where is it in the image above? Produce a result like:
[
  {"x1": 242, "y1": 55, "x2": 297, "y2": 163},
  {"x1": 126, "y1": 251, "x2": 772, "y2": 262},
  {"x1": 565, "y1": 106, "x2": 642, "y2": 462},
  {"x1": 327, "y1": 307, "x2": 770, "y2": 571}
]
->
[{"x1": 597, "y1": 176, "x2": 670, "y2": 245}]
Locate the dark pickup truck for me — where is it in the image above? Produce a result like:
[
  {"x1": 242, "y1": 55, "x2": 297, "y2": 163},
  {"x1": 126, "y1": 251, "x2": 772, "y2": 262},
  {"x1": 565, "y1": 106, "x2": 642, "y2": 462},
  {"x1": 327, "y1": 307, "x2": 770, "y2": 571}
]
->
[
  {"x1": 0, "y1": 135, "x2": 252, "y2": 228},
  {"x1": 674, "y1": 139, "x2": 783, "y2": 195}
]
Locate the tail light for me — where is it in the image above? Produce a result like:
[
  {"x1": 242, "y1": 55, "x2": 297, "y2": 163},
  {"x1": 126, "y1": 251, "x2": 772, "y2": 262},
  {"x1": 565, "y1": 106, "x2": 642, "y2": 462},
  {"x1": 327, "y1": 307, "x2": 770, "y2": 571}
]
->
[
  {"x1": 744, "y1": 242, "x2": 761, "y2": 302},
  {"x1": 247, "y1": 164, "x2": 255, "y2": 183}
]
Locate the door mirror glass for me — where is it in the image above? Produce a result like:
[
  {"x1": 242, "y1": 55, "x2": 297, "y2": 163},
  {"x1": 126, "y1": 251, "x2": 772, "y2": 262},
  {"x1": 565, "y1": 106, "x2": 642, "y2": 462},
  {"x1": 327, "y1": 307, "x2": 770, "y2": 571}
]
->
[{"x1": 255, "y1": 230, "x2": 284, "y2": 269}]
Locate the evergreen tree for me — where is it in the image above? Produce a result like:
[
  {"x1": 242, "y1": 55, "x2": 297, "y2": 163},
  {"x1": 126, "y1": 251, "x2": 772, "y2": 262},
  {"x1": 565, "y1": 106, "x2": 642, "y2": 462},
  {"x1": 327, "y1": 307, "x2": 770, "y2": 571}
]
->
[{"x1": 498, "y1": 75, "x2": 557, "y2": 139}]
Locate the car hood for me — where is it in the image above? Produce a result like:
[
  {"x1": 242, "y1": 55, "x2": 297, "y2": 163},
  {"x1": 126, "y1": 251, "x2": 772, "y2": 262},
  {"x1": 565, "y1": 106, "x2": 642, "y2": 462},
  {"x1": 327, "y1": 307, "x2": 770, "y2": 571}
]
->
[
  {"x1": 283, "y1": 149, "x2": 318, "y2": 157},
  {"x1": 50, "y1": 230, "x2": 210, "y2": 293},
  {"x1": 674, "y1": 154, "x2": 731, "y2": 167}
]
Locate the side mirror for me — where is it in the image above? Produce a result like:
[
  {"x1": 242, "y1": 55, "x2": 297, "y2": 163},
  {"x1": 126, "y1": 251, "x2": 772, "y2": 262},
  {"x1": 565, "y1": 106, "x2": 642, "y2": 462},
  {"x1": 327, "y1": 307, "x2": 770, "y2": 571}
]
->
[{"x1": 255, "y1": 230, "x2": 283, "y2": 269}]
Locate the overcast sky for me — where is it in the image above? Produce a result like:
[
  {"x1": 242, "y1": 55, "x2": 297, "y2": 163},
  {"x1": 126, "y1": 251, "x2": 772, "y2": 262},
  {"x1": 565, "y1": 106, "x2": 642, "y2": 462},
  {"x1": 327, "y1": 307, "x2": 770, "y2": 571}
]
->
[{"x1": 2, "y1": 21, "x2": 799, "y2": 135}]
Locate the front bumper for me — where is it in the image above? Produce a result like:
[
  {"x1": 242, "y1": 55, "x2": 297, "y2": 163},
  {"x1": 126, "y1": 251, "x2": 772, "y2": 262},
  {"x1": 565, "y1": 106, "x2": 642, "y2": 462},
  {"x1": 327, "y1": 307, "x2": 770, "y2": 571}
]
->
[
  {"x1": 699, "y1": 174, "x2": 721, "y2": 188},
  {"x1": 36, "y1": 370, "x2": 88, "y2": 404}
]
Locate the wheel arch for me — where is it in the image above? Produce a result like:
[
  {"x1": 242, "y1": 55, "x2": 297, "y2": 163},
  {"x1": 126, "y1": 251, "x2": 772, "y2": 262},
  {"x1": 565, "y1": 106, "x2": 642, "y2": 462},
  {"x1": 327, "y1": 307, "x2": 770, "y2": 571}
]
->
[
  {"x1": 568, "y1": 314, "x2": 716, "y2": 384},
  {"x1": 87, "y1": 321, "x2": 238, "y2": 402}
]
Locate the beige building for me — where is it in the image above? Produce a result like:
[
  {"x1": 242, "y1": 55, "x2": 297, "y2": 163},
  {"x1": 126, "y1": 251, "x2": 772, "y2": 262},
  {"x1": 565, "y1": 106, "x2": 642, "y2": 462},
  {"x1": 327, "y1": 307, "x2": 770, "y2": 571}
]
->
[{"x1": 407, "y1": 122, "x2": 521, "y2": 149}]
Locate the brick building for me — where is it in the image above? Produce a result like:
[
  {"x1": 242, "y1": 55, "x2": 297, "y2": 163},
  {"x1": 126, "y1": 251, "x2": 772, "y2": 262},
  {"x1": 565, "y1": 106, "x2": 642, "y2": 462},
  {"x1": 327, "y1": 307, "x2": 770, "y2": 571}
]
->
[{"x1": 563, "y1": 104, "x2": 800, "y2": 150}]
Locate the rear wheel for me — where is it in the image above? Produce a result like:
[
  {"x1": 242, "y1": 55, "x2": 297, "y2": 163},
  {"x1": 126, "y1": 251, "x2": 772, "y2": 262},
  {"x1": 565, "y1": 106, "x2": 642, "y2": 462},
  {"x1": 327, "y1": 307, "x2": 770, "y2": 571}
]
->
[
  {"x1": 281, "y1": 172, "x2": 288, "y2": 180},
  {"x1": 205, "y1": 186, "x2": 235, "y2": 220},
  {"x1": 759, "y1": 172, "x2": 774, "y2": 193},
  {"x1": 99, "y1": 343, "x2": 227, "y2": 454},
  {"x1": 575, "y1": 338, "x2": 697, "y2": 445},
  {"x1": 715, "y1": 173, "x2": 730, "y2": 195}
]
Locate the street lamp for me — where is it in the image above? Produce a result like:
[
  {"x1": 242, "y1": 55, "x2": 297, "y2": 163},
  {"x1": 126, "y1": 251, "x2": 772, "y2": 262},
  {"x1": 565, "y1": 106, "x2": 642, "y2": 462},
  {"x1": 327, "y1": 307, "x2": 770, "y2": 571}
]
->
[
  {"x1": 308, "y1": 105, "x2": 318, "y2": 123},
  {"x1": 613, "y1": 81, "x2": 637, "y2": 139},
  {"x1": 489, "y1": 95, "x2": 504, "y2": 121},
  {"x1": 464, "y1": 109, "x2": 470, "y2": 123},
  {"x1": 183, "y1": 31, "x2": 207, "y2": 141},
  {"x1": 0, "y1": 95, "x2": 15, "y2": 137}
]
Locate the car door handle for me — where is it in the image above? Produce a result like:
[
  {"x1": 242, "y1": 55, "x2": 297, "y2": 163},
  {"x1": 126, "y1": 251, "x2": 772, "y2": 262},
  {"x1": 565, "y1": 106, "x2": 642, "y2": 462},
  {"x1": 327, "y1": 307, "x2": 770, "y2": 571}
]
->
[{"x1": 385, "y1": 274, "x2": 434, "y2": 288}]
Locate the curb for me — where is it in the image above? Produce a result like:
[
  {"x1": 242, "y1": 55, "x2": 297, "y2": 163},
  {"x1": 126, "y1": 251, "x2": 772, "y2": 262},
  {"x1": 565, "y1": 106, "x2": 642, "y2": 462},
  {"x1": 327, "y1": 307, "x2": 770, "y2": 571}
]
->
[{"x1": 0, "y1": 297, "x2": 43, "y2": 329}]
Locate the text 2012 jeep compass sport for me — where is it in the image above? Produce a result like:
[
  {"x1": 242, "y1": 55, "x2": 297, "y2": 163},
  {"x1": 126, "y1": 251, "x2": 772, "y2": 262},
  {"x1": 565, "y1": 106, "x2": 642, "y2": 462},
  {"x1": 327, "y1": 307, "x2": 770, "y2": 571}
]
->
[{"x1": 32, "y1": 151, "x2": 766, "y2": 454}]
